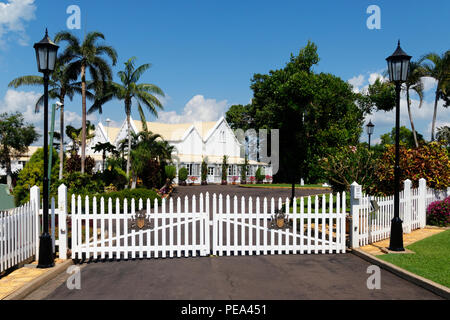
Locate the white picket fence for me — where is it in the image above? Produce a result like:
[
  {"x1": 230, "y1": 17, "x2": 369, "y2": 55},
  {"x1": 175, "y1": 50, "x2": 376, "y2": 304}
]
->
[
  {"x1": 350, "y1": 179, "x2": 450, "y2": 248},
  {"x1": 0, "y1": 201, "x2": 37, "y2": 273},
  {"x1": 71, "y1": 191, "x2": 347, "y2": 260}
]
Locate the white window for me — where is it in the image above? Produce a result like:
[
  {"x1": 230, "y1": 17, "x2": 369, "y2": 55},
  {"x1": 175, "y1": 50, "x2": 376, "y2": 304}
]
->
[
  {"x1": 208, "y1": 167, "x2": 214, "y2": 176},
  {"x1": 186, "y1": 164, "x2": 193, "y2": 176}
]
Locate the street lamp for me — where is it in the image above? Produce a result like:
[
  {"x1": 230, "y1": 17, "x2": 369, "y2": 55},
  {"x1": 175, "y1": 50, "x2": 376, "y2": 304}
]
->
[
  {"x1": 34, "y1": 29, "x2": 59, "y2": 268},
  {"x1": 366, "y1": 121, "x2": 375, "y2": 150},
  {"x1": 386, "y1": 40, "x2": 411, "y2": 252}
]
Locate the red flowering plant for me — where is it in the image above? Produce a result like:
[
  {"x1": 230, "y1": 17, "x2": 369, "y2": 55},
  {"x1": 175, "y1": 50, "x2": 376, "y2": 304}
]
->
[
  {"x1": 265, "y1": 175, "x2": 273, "y2": 184},
  {"x1": 189, "y1": 176, "x2": 198, "y2": 185},
  {"x1": 249, "y1": 176, "x2": 256, "y2": 184},
  {"x1": 427, "y1": 197, "x2": 450, "y2": 227},
  {"x1": 231, "y1": 176, "x2": 239, "y2": 185}
]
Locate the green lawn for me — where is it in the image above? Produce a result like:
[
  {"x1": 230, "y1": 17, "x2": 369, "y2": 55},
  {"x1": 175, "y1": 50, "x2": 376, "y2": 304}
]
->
[{"x1": 379, "y1": 230, "x2": 450, "y2": 288}]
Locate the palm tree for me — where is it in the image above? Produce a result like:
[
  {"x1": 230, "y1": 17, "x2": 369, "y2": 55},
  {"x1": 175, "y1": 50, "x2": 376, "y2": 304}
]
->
[
  {"x1": 55, "y1": 31, "x2": 117, "y2": 173},
  {"x1": 93, "y1": 142, "x2": 118, "y2": 172},
  {"x1": 420, "y1": 50, "x2": 450, "y2": 141},
  {"x1": 403, "y1": 61, "x2": 425, "y2": 148},
  {"x1": 89, "y1": 57, "x2": 164, "y2": 181},
  {"x1": 8, "y1": 59, "x2": 93, "y2": 180}
]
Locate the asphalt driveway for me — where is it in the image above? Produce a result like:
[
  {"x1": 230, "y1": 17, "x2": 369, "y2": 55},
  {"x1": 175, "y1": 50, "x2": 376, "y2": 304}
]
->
[{"x1": 39, "y1": 254, "x2": 441, "y2": 300}]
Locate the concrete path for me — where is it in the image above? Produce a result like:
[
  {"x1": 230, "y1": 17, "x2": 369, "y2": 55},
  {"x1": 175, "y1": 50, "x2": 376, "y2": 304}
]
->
[{"x1": 35, "y1": 254, "x2": 441, "y2": 300}]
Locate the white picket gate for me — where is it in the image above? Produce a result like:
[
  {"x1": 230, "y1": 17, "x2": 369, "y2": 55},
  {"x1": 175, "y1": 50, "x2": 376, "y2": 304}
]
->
[
  {"x1": 71, "y1": 194, "x2": 210, "y2": 260},
  {"x1": 212, "y1": 194, "x2": 347, "y2": 256},
  {"x1": 0, "y1": 201, "x2": 37, "y2": 273},
  {"x1": 350, "y1": 179, "x2": 450, "y2": 248},
  {"x1": 71, "y1": 192, "x2": 347, "y2": 260}
]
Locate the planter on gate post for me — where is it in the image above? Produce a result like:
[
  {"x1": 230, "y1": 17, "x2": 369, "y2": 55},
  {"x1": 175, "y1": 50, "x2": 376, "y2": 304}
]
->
[
  {"x1": 350, "y1": 182, "x2": 362, "y2": 249},
  {"x1": 58, "y1": 184, "x2": 68, "y2": 259}
]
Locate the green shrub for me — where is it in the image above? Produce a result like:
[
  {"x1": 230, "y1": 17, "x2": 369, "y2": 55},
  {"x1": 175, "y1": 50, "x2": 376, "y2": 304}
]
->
[
  {"x1": 96, "y1": 167, "x2": 128, "y2": 190},
  {"x1": 178, "y1": 167, "x2": 188, "y2": 182},
  {"x1": 61, "y1": 172, "x2": 105, "y2": 196},
  {"x1": 13, "y1": 147, "x2": 60, "y2": 206},
  {"x1": 164, "y1": 165, "x2": 176, "y2": 182},
  {"x1": 255, "y1": 167, "x2": 265, "y2": 183}
]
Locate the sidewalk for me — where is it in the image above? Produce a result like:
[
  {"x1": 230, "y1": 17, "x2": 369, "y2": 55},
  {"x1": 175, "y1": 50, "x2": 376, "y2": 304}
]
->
[
  {"x1": 359, "y1": 227, "x2": 447, "y2": 256},
  {"x1": 0, "y1": 259, "x2": 67, "y2": 300}
]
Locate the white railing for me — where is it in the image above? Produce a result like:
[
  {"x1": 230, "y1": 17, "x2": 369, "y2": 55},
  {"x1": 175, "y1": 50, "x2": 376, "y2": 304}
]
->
[
  {"x1": 350, "y1": 179, "x2": 450, "y2": 248},
  {"x1": 0, "y1": 201, "x2": 37, "y2": 273}
]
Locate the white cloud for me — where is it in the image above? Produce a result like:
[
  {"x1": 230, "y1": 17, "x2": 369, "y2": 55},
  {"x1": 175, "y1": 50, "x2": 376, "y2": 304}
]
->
[
  {"x1": 0, "y1": 0, "x2": 36, "y2": 48},
  {"x1": 348, "y1": 75, "x2": 364, "y2": 93},
  {"x1": 0, "y1": 88, "x2": 41, "y2": 123},
  {"x1": 347, "y1": 72, "x2": 387, "y2": 94},
  {"x1": 157, "y1": 95, "x2": 228, "y2": 124},
  {"x1": 421, "y1": 77, "x2": 437, "y2": 92}
]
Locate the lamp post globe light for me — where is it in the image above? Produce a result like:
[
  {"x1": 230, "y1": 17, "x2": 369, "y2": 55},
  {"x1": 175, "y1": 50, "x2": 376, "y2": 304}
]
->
[
  {"x1": 34, "y1": 29, "x2": 59, "y2": 268},
  {"x1": 386, "y1": 40, "x2": 411, "y2": 252},
  {"x1": 366, "y1": 120, "x2": 375, "y2": 150}
]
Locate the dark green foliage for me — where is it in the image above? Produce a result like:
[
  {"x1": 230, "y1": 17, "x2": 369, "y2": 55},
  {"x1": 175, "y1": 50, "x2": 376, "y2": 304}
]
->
[
  {"x1": 380, "y1": 126, "x2": 426, "y2": 149},
  {"x1": 13, "y1": 148, "x2": 59, "y2": 206},
  {"x1": 65, "y1": 153, "x2": 96, "y2": 175},
  {"x1": 240, "y1": 157, "x2": 248, "y2": 184},
  {"x1": 356, "y1": 78, "x2": 396, "y2": 113},
  {"x1": 164, "y1": 165, "x2": 177, "y2": 183},
  {"x1": 201, "y1": 160, "x2": 208, "y2": 185},
  {"x1": 60, "y1": 172, "x2": 105, "y2": 196},
  {"x1": 221, "y1": 156, "x2": 228, "y2": 184},
  {"x1": 142, "y1": 159, "x2": 162, "y2": 189},
  {"x1": 178, "y1": 167, "x2": 188, "y2": 183},
  {"x1": 255, "y1": 167, "x2": 265, "y2": 183}
]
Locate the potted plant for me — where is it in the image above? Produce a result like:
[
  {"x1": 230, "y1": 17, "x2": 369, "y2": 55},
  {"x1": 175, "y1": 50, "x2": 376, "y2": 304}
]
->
[
  {"x1": 231, "y1": 176, "x2": 239, "y2": 185},
  {"x1": 249, "y1": 176, "x2": 256, "y2": 184},
  {"x1": 255, "y1": 167, "x2": 265, "y2": 184},
  {"x1": 265, "y1": 175, "x2": 273, "y2": 184},
  {"x1": 221, "y1": 156, "x2": 229, "y2": 185},
  {"x1": 178, "y1": 167, "x2": 188, "y2": 186},
  {"x1": 201, "y1": 160, "x2": 208, "y2": 185}
]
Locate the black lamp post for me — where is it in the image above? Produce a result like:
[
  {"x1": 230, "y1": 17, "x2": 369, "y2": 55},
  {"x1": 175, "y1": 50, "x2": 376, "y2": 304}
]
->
[
  {"x1": 34, "y1": 29, "x2": 59, "y2": 268},
  {"x1": 386, "y1": 40, "x2": 411, "y2": 252},
  {"x1": 366, "y1": 120, "x2": 375, "y2": 150}
]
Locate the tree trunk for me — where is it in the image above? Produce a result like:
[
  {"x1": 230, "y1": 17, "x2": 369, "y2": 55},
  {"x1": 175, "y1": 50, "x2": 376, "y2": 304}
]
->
[
  {"x1": 81, "y1": 64, "x2": 87, "y2": 174},
  {"x1": 59, "y1": 97, "x2": 65, "y2": 180},
  {"x1": 6, "y1": 158, "x2": 12, "y2": 191},
  {"x1": 406, "y1": 90, "x2": 419, "y2": 148},
  {"x1": 431, "y1": 88, "x2": 440, "y2": 141},
  {"x1": 126, "y1": 106, "x2": 132, "y2": 188}
]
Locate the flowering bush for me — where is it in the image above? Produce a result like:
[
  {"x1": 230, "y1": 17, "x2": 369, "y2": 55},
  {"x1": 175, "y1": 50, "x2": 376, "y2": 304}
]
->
[
  {"x1": 189, "y1": 176, "x2": 198, "y2": 185},
  {"x1": 249, "y1": 176, "x2": 256, "y2": 184},
  {"x1": 265, "y1": 175, "x2": 273, "y2": 184},
  {"x1": 231, "y1": 176, "x2": 239, "y2": 184},
  {"x1": 427, "y1": 197, "x2": 450, "y2": 227}
]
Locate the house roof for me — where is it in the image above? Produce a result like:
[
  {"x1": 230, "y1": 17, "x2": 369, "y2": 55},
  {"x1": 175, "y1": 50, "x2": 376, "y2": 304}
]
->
[{"x1": 132, "y1": 120, "x2": 217, "y2": 141}]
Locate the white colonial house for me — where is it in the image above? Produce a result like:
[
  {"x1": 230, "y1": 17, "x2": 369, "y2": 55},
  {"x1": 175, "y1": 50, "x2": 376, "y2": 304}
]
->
[{"x1": 85, "y1": 117, "x2": 272, "y2": 184}]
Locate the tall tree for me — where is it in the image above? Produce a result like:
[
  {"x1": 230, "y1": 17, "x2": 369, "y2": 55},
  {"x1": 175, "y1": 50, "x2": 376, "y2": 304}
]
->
[
  {"x1": 93, "y1": 142, "x2": 118, "y2": 172},
  {"x1": 420, "y1": 50, "x2": 450, "y2": 141},
  {"x1": 89, "y1": 57, "x2": 164, "y2": 183},
  {"x1": 55, "y1": 31, "x2": 117, "y2": 174},
  {"x1": 8, "y1": 59, "x2": 94, "y2": 179},
  {"x1": 404, "y1": 61, "x2": 425, "y2": 148},
  {"x1": 0, "y1": 113, "x2": 40, "y2": 189}
]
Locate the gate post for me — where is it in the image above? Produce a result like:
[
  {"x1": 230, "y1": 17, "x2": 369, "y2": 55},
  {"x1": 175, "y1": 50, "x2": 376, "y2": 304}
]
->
[
  {"x1": 350, "y1": 182, "x2": 361, "y2": 249},
  {"x1": 403, "y1": 180, "x2": 412, "y2": 233},
  {"x1": 58, "y1": 184, "x2": 68, "y2": 259},
  {"x1": 418, "y1": 179, "x2": 427, "y2": 228},
  {"x1": 30, "y1": 186, "x2": 40, "y2": 257},
  {"x1": 204, "y1": 192, "x2": 211, "y2": 256}
]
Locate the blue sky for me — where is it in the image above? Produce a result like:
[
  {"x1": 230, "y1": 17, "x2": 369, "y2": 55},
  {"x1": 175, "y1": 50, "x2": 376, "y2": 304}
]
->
[{"x1": 0, "y1": 0, "x2": 449, "y2": 145}]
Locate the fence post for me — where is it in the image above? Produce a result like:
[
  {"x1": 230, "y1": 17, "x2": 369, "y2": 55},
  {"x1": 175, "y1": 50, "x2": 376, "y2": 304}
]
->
[
  {"x1": 30, "y1": 186, "x2": 40, "y2": 258},
  {"x1": 58, "y1": 184, "x2": 68, "y2": 259},
  {"x1": 418, "y1": 179, "x2": 427, "y2": 228},
  {"x1": 403, "y1": 179, "x2": 412, "y2": 233},
  {"x1": 350, "y1": 182, "x2": 361, "y2": 249}
]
